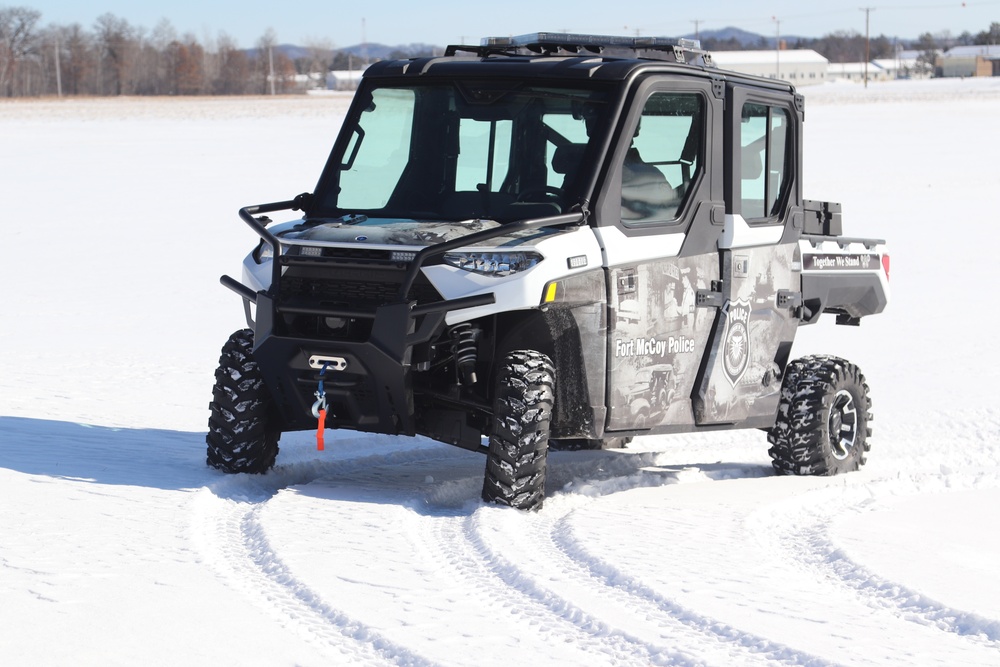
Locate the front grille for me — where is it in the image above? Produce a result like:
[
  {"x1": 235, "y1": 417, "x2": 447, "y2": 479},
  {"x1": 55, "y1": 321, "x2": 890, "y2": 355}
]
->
[
  {"x1": 291, "y1": 246, "x2": 398, "y2": 264},
  {"x1": 274, "y1": 261, "x2": 443, "y2": 340},
  {"x1": 279, "y1": 275, "x2": 440, "y2": 309}
]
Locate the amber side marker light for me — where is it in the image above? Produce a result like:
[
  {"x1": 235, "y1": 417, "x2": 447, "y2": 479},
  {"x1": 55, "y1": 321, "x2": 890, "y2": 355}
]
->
[{"x1": 542, "y1": 281, "x2": 559, "y2": 304}]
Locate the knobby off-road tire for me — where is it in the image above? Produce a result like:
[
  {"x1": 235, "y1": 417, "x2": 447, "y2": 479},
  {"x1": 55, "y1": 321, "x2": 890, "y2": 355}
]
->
[
  {"x1": 768, "y1": 355, "x2": 872, "y2": 476},
  {"x1": 206, "y1": 329, "x2": 281, "y2": 474},
  {"x1": 482, "y1": 350, "x2": 555, "y2": 511}
]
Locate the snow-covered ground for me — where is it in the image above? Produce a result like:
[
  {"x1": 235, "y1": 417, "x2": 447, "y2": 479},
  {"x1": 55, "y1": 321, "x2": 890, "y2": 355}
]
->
[{"x1": 2, "y1": 78, "x2": 999, "y2": 665}]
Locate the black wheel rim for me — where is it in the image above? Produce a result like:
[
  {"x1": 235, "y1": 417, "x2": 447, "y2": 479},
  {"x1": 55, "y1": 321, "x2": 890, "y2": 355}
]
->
[{"x1": 829, "y1": 389, "x2": 858, "y2": 460}]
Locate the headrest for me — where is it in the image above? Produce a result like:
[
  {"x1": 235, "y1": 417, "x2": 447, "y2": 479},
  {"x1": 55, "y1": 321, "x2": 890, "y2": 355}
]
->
[{"x1": 551, "y1": 144, "x2": 587, "y2": 174}]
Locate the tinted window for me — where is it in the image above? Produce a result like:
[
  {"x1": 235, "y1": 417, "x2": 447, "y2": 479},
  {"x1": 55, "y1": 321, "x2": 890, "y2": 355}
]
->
[
  {"x1": 316, "y1": 81, "x2": 612, "y2": 223},
  {"x1": 338, "y1": 88, "x2": 415, "y2": 210},
  {"x1": 740, "y1": 103, "x2": 790, "y2": 221},
  {"x1": 621, "y1": 92, "x2": 704, "y2": 225}
]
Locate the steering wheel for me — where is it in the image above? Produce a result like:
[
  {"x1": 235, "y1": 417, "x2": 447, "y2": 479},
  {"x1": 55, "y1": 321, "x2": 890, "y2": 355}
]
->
[{"x1": 516, "y1": 186, "x2": 564, "y2": 202}]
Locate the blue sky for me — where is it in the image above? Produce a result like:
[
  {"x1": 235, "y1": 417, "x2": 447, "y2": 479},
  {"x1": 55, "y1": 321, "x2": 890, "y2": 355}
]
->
[{"x1": 23, "y1": 1, "x2": 1000, "y2": 47}]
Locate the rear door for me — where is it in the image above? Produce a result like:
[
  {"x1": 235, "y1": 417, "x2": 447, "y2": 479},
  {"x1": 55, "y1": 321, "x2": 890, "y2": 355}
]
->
[{"x1": 692, "y1": 85, "x2": 803, "y2": 425}]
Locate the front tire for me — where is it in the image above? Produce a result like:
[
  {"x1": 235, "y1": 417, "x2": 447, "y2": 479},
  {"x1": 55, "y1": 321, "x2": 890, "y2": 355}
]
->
[
  {"x1": 482, "y1": 350, "x2": 555, "y2": 510},
  {"x1": 767, "y1": 355, "x2": 872, "y2": 476},
  {"x1": 206, "y1": 329, "x2": 280, "y2": 474}
]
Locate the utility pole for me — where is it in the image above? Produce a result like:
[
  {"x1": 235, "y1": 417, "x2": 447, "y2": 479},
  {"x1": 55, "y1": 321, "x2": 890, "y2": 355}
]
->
[
  {"x1": 362, "y1": 18, "x2": 368, "y2": 66},
  {"x1": 691, "y1": 19, "x2": 702, "y2": 41},
  {"x1": 773, "y1": 17, "x2": 781, "y2": 79},
  {"x1": 268, "y1": 45, "x2": 275, "y2": 95},
  {"x1": 861, "y1": 7, "x2": 874, "y2": 88},
  {"x1": 54, "y1": 35, "x2": 62, "y2": 98}
]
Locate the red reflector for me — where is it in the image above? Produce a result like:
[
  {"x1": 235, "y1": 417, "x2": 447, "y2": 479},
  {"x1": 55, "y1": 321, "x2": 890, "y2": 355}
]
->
[{"x1": 882, "y1": 254, "x2": 891, "y2": 280}]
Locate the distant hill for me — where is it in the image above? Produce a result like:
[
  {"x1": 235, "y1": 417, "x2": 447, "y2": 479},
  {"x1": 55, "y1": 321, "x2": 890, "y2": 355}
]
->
[
  {"x1": 245, "y1": 44, "x2": 334, "y2": 60},
  {"x1": 681, "y1": 26, "x2": 810, "y2": 50},
  {"x1": 338, "y1": 42, "x2": 443, "y2": 58}
]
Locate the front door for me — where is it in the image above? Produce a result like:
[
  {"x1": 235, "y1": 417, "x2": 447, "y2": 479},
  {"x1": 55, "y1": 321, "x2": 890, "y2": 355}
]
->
[{"x1": 595, "y1": 80, "x2": 725, "y2": 432}]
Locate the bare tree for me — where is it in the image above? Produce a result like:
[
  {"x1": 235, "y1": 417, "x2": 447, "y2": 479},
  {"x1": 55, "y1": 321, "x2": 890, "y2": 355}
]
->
[
  {"x1": 214, "y1": 32, "x2": 250, "y2": 94},
  {"x1": 301, "y1": 36, "x2": 334, "y2": 85},
  {"x1": 166, "y1": 35, "x2": 205, "y2": 95},
  {"x1": 0, "y1": 6, "x2": 41, "y2": 96},
  {"x1": 977, "y1": 22, "x2": 1000, "y2": 45},
  {"x1": 94, "y1": 13, "x2": 136, "y2": 95},
  {"x1": 60, "y1": 23, "x2": 95, "y2": 95},
  {"x1": 133, "y1": 18, "x2": 177, "y2": 95}
]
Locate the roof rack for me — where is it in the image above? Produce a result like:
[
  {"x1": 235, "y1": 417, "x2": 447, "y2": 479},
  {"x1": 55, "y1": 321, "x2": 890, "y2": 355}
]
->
[{"x1": 444, "y1": 33, "x2": 714, "y2": 67}]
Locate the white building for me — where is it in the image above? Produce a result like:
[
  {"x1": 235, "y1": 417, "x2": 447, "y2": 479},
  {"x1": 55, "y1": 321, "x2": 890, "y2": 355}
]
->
[
  {"x1": 939, "y1": 45, "x2": 1000, "y2": 77},
  {"x1": 826, "y1": 62, "x2": 890, "y2": 83},
  {"x1": 326, "y1": 69, "x2": 367, "y2": 90},
  {"x1": 873, "y1": 50, "x2": 934, "y2": 79},
  {"x1": 710, "y1": 49, "x2": 829, "y2": 86}
]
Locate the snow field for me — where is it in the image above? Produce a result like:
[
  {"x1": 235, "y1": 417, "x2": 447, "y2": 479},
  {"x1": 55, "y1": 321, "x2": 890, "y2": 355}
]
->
[{"x1": 2, "y1": 78, "x2": 1000, "y2": 665}]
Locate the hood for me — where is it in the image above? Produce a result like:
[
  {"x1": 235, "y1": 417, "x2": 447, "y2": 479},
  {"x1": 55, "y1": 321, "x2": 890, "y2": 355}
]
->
[{"x1": 276, "y1": 217, "x2": 555, "y2": 248}]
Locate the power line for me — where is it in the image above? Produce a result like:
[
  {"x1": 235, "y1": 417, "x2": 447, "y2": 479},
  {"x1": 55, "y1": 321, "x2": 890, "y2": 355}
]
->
[{"x1": 648, "y1": 2, "x2": 997, "y2": 34}]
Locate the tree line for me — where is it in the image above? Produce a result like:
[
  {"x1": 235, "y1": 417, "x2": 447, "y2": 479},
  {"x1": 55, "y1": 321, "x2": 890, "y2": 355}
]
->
[
  {"x1": 0, "y1": 6, "x2": 331, "y2": 97},
  {"x1": 2, "y1": 5, "x2": 999, "y2": 98}
]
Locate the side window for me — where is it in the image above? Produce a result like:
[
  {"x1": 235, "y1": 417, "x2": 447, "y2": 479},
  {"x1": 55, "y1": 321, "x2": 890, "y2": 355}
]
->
[
  {"x1": 455, "y1": 119, "x2": 512, "y2": 192},
  {"x1": 621, "y1": 92, "x2": 703, "y2": 224},
  {"x1": 740, "y1": 103, "x2": 791, "y2": 221},
  {"x1": 338, "y1": 88, "x2": 415, "y2": 209}
]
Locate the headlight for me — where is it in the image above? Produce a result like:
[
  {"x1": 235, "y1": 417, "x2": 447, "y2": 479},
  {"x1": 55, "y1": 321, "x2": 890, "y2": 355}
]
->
[
  {"x1": 253, "y1": 241, "x2": 274, "y2": 264},
  {"x1": 443, "y1": 251, "x2": 543, "y2": 277}
]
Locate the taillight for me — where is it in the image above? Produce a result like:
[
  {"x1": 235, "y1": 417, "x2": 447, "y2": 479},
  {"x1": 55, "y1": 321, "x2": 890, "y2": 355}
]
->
[{"x1": 882, "y1": 254, "x2": 891, "y2": 280}]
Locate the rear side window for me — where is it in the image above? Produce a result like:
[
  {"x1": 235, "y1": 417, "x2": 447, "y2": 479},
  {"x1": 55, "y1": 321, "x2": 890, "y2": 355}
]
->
[{"x1": 740, "y1": 103, "x2": 791, "y2": 221}]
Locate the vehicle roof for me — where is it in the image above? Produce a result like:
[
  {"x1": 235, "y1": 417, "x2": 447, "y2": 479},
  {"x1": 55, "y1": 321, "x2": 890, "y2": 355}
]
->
[{"x1": 361, "y1": 33, "x2": 796, "y2": 94}]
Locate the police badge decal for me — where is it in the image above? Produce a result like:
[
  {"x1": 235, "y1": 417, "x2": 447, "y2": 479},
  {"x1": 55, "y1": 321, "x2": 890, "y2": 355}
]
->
[{"x1": 722, "y1": 299, "x2": 751, "y2": 386}]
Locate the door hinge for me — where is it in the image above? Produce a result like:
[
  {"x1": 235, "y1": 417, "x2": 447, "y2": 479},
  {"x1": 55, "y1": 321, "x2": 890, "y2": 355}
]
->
[{"x1": 696, "y1": 284, "x2": 724, "y2": 308}]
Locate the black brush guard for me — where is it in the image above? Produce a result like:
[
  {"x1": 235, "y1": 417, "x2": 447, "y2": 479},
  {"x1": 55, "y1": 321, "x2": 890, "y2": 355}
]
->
[{"x1": 221, "y1": 197, "x2": 584, "y2": 435}]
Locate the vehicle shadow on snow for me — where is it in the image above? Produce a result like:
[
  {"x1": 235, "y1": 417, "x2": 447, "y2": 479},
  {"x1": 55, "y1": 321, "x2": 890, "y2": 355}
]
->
[
  {"x1": 545, "y1": 451, "x2": 774, "y2": 503},
  {"x1": 0, "y1": 417, "x2": 772, "y2": 507},
  {"x1": 0, "y1": 416, "x2": 215, "y2": 491},
  {"x1": 279, "y1": 446, "x2": 776, "y2": 517}
]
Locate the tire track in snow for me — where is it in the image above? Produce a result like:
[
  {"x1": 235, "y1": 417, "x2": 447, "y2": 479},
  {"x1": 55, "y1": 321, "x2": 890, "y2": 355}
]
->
[
  {"x1": 192, "y1": 446, "x2": 455, "y2": 666},
  {"x1": 420, "y1": 510, "x2": 677, "y2": 665},
  {"x1": 754, "y1": 470, "x2": 1000, "y2": 650},
  {"x1": 467, "y1": 494, "x2": 831, "y2": 667}
]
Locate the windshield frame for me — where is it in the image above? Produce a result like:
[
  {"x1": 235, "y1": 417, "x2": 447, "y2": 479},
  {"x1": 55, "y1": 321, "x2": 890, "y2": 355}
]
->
[{"x1": 309, "y1": 77, "x2": 617, "y2": 224}]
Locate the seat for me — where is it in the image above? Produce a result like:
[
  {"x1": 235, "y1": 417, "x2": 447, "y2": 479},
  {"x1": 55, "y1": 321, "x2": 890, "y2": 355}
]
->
[
  {"x1": 551, "y1": 143, "x2": 587, "y2": 190},
  {"x1": 621, "y1": 147, "x2": 677, "y2": 221}
]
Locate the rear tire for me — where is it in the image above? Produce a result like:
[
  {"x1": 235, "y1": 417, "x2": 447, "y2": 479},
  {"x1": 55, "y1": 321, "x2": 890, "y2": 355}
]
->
[
  {"x1": 482, "y1": 350, "x2": 555, "y2": 510},
  {"x1": 206, "y1": 329, "x2": 280, "y2": 474},
  {"x1": 767, "y1": 355, "x2": 872, "y2": 476}
]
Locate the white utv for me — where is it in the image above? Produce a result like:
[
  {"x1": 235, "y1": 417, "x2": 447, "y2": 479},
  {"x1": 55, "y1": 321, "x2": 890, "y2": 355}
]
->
[{"x1": 207, "y1": 34, "x2": 890, "y2": 510}]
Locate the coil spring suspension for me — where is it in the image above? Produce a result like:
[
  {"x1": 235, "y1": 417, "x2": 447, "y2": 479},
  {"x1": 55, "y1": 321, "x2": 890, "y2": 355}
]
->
[{"x1": 449, "y1": 323, "x2": 478, "y2": 385}]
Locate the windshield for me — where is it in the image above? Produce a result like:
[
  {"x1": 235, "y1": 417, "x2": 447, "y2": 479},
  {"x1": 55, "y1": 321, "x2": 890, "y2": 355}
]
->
[{"x1": 311, "y1": 80, "x2": 613, "y2": 223}]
